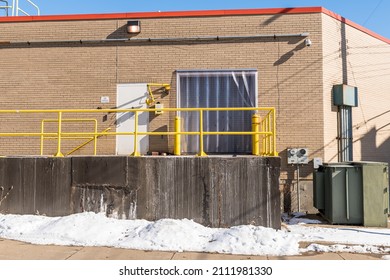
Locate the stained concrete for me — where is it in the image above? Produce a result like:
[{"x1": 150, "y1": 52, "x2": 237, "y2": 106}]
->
[
  {"x1": 1, "y1": 155, "x2": 281, "y2": 229},
  {"x1": 72, "y1": 156, "x2": 281, "y2": 228},
  {"x1": 0, "y1": 157, "x2": 71, "y2": 216}
]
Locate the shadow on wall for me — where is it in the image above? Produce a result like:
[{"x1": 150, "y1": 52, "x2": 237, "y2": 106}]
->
[
  {"x1": 279, "y1": 149, "x2": 313, "y2": 213},
  {"x1": 148, "y1": 124, "x2": 169, "y2": 153},
  {"x1": 273, "y1": 41, "x2": 306, "y2": 66},
  {"x1": 261, "y1": 8, "x2": 295, "y2": 26},
  {"x1": 357, "y1": 126, "x2": 390, "y2": 166},
  {"x1": 107, "y1": 24, "x2": 128, "y2": 39}
]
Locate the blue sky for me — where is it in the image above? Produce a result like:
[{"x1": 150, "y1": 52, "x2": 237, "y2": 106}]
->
[{"x1": 9, "y1": 0, "x2": 390, "y2": 38}]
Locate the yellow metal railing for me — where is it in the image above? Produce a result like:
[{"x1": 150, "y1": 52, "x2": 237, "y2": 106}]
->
[
  {"x1": 146, "y1": 83, "x2": 171, "y2": 106},
  {"x1": 64, "y1": 127, "x2": 111, "y2": 156},
  {"x1": 0, "y1": 107, "x2": 278, "y2": 157},
  {"x1": 40, "y1": 118, "x2": 98, "y2": 156}
]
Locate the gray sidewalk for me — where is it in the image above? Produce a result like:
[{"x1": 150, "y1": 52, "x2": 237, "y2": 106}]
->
[{"x1": 0, "y1": 238, "x2": 384, "y2": 260}]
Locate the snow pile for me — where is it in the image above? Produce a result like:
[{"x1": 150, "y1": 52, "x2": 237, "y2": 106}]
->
[
  {"x1": 0, "y1": 213, "x2": 301, "y2": 256},
  {"x1": 1, "y1": 212, "x2": 390, "y2": 256}
]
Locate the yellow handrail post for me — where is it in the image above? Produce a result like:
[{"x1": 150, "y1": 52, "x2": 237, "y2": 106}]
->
[
  {"x1": 267, "y1": 113, "x2": 272, "y2": 156},
  {"x1": 261, "y1": 118, "x2": 265, "y2": 156},
  {"x1": 174, "y1": 116, "x2": 181, "y2": 156},
  {"x1": 93, "y1": 119, "x2": 97, "y2": 156},
  {"x1": 252, "y1": 113, "x2": 261, "y2": 156},
  {"x1": 54, "y1": 112, "x2": 64, "y2": 157},
  {"x1": 272, "y1": 109, "x2": 278, "y2": 156},
  {"x1": 40, "y1": 120, "x2": 45, "y2": 155},
  {"x1": 131, "y1": 111, "x2": 140, "y2": 157},
  {"x1": 197, "y1": 109, "x2": 207, "y2": 156}
]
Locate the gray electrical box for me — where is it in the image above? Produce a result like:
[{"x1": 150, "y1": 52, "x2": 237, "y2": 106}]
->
[
  {"x1": 333, "y1": 84, "x2": 358, "y2": 107},
  {"x1": 287, "y1": 148, "x2": 309, "y2": 164}
]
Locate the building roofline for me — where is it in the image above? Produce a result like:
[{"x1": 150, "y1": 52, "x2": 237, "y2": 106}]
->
[
  {"x1": 0, "y1": 7, "x2": 324, "y2": 22},
  {"x1": 321, "y1": 7, "x2": 390, "y2": 44},
  {"x1": 0, "y1": 6, "x2": 388, "y2": 44}
]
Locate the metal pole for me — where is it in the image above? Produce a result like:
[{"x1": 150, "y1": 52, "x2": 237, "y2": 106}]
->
[
  {"x1": 131, "y1": 111, "x2": 140, "y2": 156},
  {"x1": 174, "y1": 116, "x2": 181, "y2": 156},
  {"x1": 93, "y1": 120, "x2": 97, "y2": 156},
  {"x1": 54, "y1": 112, "x2": 64, "y2": 157},
  {"x1": 11, "y1": 0, "x2": 15, "y2": 16},
  {"x1": 40, "y1": 120, "x2": 45, "y2": 155},
  {"x1": 197, "y1": 109, "x2": 207, "y2": 156},
  {"x1": 272, "y1": 108, "x2": 277, "y2": 156},
  {"x1": 297, "y1": 164, "x2": 301, "y2": 212},
  {"x1": 252, "y1": 113, "x2": 260, "y2": 156}
]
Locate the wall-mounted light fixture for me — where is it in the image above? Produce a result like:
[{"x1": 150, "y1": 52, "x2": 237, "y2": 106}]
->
[{"x1": 127, "y1": 20, "x2": 141, "y2": 34}]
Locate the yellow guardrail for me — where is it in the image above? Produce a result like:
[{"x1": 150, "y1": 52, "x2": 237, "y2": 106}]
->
[
  {"x1": 0, "y1": 107, "x2": 278, "y2": 157},
  {"x1": 40, "y1": 118, "x2": 98, "y2": 156}
]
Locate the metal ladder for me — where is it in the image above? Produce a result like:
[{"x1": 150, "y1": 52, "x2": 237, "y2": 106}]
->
[{"x1": 0, "y1": 0, "x2": 40, "y2": 16}]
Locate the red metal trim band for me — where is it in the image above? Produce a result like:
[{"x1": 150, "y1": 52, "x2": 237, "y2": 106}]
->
[{"x1": 0, "y1": 6, "x2": 388, "y2": 44}]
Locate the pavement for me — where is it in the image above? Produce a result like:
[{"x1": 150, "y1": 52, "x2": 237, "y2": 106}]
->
[{"x1": 0, "y1": 238, "x2": 385, "y2": 260}]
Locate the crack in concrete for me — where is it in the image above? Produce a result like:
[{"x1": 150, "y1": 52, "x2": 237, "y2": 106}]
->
[{"x1": 65, "y1": 247, "x2": 84, "y2": 260}]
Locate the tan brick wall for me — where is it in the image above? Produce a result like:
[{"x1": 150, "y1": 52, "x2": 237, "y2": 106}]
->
[
  {"x1": 322, "y1": 14, "x2": 390, "y2": 166},
  {"x1": 0, "y1": 13, "x2": 323, "y2": 172},
  {"x1": 0, "y1": 14, "x2": 323, "y2": 162}
]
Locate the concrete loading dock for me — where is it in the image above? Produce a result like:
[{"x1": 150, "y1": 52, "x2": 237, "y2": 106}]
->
[{"x1": 0, "y1": 156, "x2": 281, "y2": 229}]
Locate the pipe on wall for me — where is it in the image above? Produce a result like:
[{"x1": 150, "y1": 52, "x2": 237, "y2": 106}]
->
[{"x1": 3, "y1": 32, "x2": 309, "y2": 46}]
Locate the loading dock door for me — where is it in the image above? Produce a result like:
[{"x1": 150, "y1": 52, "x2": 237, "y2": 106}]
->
[{"x1": 116, "y1": 84, "x2": 149, "y2": 155}]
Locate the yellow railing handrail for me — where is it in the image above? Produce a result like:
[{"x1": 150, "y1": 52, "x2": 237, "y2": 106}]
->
[
  {"x1": 40, "y1": 118, "x2": 98, "y2": 156},
  {"x1": 0, "y1": 107, "x2": 276, "y2": 113},
  {"x1": 0, "y1": 107, "x2": 278, "y2": 157},
  {"x1": 65, "y1": 127, "x2": 111, "y2": 156}
]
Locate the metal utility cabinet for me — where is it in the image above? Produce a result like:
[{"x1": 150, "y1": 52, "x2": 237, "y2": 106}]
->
[{"x1": 313, "y1": 162, "x2": 389, "y2": 227}]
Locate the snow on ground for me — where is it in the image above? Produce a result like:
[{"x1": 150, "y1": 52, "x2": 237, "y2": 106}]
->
[{"x1": 0, "y1": 212, "x2": 390, "y2": 256}]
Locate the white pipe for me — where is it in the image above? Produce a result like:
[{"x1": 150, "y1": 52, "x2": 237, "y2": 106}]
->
[
  {"x1": 11, "y1": 0, "x2": 15, "y2": 16},
  {"x1": 26, "y1": 0, "x2": 40, "y2": 15},
  {"x1": 18, "y1": 6, "x2": 29, "y2": 16},
  {"x1": 12, "y1": 0, "x2": 40, "y2": 16}
]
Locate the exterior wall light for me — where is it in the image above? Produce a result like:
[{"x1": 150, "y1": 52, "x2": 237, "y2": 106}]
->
[{"x1": 127, "y1": 20, "x2": 141, "y2": 34}]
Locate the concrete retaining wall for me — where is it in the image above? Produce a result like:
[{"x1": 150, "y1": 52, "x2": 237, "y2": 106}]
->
[
  {"x1": 0, "y1": 156, "x2": 281, "y2": 229},
  {"x1": 0, "y1": 157, "x2": 71, "y2": 216}
]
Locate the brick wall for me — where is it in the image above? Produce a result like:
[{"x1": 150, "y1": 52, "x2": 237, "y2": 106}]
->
[
  {"x1": 322, "y1": 14, "x2": 390, "y2": 167},
  {"x1": 2, "y1": 10, "x2": 388, "y2": 213},
  {"x1": 0, "y1": 12, "x2": 324, "y2": 166}
]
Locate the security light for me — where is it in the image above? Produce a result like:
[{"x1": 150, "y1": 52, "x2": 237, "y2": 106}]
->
[{"x1": 127, "y1": 20, "x2": 141, "y2": 34}]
